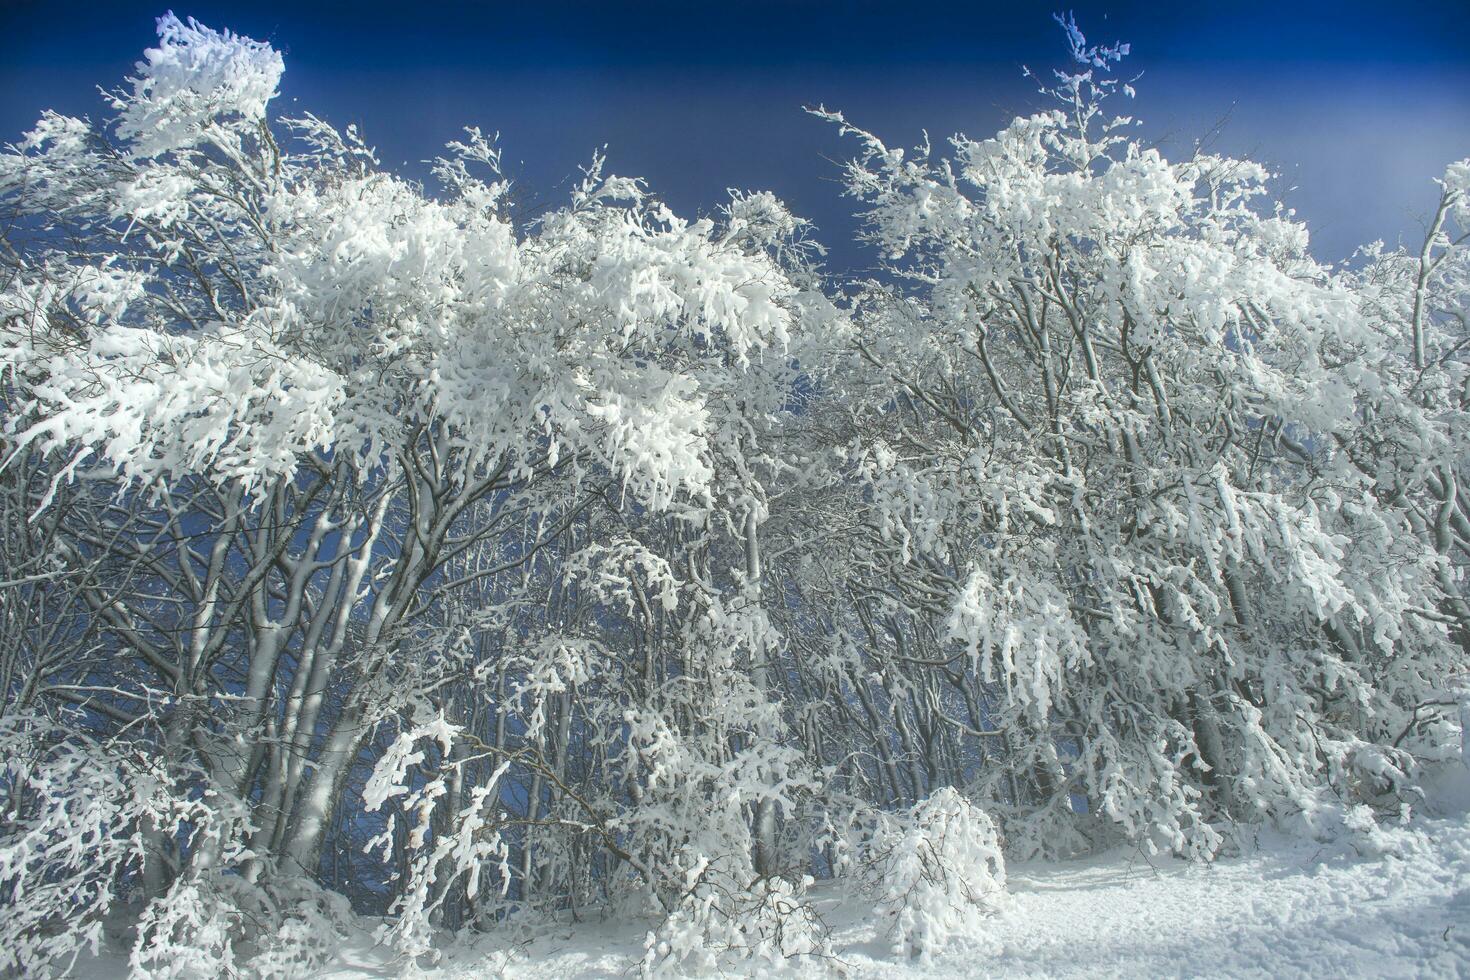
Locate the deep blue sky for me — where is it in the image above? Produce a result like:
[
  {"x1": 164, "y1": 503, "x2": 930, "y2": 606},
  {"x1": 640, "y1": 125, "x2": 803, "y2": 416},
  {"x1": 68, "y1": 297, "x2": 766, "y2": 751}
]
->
[{"x1": 2, "y1": 1, "x2": 1467, "y2": 271}]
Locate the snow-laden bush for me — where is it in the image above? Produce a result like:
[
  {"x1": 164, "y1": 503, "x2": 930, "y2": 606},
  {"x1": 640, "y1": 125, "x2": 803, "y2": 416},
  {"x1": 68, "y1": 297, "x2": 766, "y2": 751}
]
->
[
  {"x1": 0, "y1": 713, "x2": 351, "y2": 978},
  {"x1": 640, "y1": 864, "x2": 829, "y2": 977},
  {"x1": 848, "y1": 788, "x2": 1007, "y2": 959},
  {"x1": 0, "y1": 714, "x2": 184, "y2": 977},
  {"x1": 130, "y1": 870, "x2": 354, "y2": 979},
  {"x1": 365, "y1": 624, "x2": 834, "y2": 976}
]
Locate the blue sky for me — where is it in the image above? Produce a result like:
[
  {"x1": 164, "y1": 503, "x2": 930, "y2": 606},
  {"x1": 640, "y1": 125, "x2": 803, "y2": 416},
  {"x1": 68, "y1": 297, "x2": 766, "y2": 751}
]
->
[{"x1": 2, "y1": 1, "x2": 1467, "y2": 270}]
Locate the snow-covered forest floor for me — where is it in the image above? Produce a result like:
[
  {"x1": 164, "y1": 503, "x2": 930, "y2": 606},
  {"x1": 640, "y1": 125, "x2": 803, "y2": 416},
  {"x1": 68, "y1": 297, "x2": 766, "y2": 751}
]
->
[{"x1": 70, "y1": 768, "x2": 1470, "y2": 979}]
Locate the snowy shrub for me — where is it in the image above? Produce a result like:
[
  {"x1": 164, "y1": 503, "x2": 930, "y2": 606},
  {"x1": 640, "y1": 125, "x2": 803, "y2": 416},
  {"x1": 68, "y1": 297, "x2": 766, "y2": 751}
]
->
[
  {"x1": 362, "y1": 713, "x2": 515, "y2": 965},
  {"x1": 640, "y1": 864, "x2": 829, "y2": 977},
  {"x1": 0, "y1": 713, "x2": 351, "y2": 979},
  {"x1": 130, "y1": 870, "x2": 354, "y2": 979},
  {"x1": 0, "y1": 714, "x2": 198, "y2": 978},
  {"x1": 851, "y1": 788, "x2": 1007, "y2": 959},
  {"x1": 130, "y1": 875, "x2": 246, "y2": 979},
  {"x1": 232, "y1": 876, "x2": 356, "y2": 979}
]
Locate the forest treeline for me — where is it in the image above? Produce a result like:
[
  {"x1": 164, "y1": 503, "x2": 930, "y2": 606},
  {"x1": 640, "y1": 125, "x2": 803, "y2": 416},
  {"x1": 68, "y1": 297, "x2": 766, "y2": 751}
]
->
[{"x1": 1, "y1": 13, "x2": 1466, "y2": 977}]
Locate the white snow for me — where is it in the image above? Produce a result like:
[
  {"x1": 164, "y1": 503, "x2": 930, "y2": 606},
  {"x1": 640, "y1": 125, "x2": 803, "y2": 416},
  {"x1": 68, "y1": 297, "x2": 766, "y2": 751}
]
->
[
  {"x1": 11, "y1": 13, "x2": 1469, "y2": 980},
  {"x1": 72, "y1": 770, "x2": 1467, "y2": 979},
  {"x1": 66, "y1": 775, "x2": 1470, "y2": 975}
]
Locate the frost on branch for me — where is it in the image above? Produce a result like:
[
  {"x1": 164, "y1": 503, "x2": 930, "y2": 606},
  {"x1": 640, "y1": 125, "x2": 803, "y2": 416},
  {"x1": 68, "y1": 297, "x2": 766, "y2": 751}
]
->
[
  {"x1": 846, "y1": 789, "x2": 1007, "y2": 960},
  {"x1": 817, "y1": 12, "x2": 1463, "y2": 862},
  {"x1": 363, "y1": 714, "x2": 515, "y2": 964},
  {"x1": 0, "y1": 715, "x2": 177, "y2": 977},
  {"x1": 4, "y1": 319, "x2": 344, "y2": 505},
  {"x1": 0, "y1": 9, "x2": 1466, "y2": 975},
  {"x1": 0, "y1": 713, "x2": 349, "y2": 979},
  {"x1": 115, "y1": 12, "x2": 284, "y2": 158},
  {"x1": 640, "y1": 869, "x2": 830, "y2": 977}
]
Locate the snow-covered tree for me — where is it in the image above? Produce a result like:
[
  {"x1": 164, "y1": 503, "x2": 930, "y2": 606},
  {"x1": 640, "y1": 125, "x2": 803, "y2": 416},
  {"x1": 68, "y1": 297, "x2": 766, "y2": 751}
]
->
[
  {"x1": 1343, "y1": 160, "x2": 1470, "y2": 647},
  {"x1": 0, "y1": 13, "x2": 839, "y2": 972},
  {"x1": 0, "y1": 11, "x2": 1464, "y2": 976},
  {"x1": 809, "y1": 14, "x2": 1463, "y2": 857}
]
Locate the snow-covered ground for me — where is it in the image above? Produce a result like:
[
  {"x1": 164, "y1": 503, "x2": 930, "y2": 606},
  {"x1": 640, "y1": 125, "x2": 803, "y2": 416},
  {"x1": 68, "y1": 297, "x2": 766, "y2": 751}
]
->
[
  {"x1": 80, "y1": 771, "x2": 1470, "y2": 979},
  {"x1": 315, "y1": 774, "x2": 1470, "y2": 979}
]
